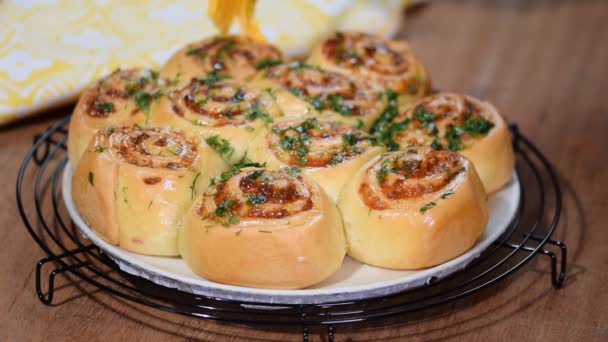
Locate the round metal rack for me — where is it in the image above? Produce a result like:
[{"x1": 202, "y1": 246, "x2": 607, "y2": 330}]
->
[{"x1": 17, "y1": 115, "x2": 567, "y2": 341}]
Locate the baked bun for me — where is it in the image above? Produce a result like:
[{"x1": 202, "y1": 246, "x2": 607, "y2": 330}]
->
[
  {"x1": 338, "y1": 147, "x2": 488, "y2": 269},
  {"x1": 67, "y1": 68, "x2": 162, "y2": 165},
  {"x1": 71, "y1": 126, "x2": 228, "y2": 256},
  {"x1": 149, "y1": 78, "x2": 284, "y2": 162},
  {"x1": 308, "y1": 31, "x2": 431, "y2": 100},
  {"x1": 179, "y1": 167, "x2": 346, "y2": 289},
  {"x1": 248, "y1": 117, "x2": 384, "y2": 201},
  {"x1": 161, "y1": 35, "x2": 284, "y2": 88},
  {"x1": 251, "y1": 62, "x2": 387, "y2": 129},
  {"x1": 379, "y1": 92, "x2": 514, "y2": 193}
]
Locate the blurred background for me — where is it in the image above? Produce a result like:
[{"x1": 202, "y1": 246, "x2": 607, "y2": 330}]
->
[{"x1": 2, "y1": 1, "x2": 607, "y2": 341}]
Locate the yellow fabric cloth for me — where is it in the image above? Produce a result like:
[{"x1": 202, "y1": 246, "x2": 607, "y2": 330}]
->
[{"x1": 0, "y1": 0, "x2": 407, "y2": 125}]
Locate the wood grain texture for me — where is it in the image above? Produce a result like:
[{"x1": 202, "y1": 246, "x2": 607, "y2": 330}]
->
[{"x1": 2, "y1": 1, "x2": 608, "y2": 341}]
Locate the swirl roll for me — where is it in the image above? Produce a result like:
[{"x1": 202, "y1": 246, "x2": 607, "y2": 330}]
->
[
  {"x1": 252, "y1": 62, "x2": 387, "y2": 129},
  {"x1": 380, "y1": 92, "x2": 514, "y2": 193},
  {"x1": 71, "y1": 126, "x2": 228, "y2": 256},
  {"x1": 179, "y1": 167, "x2": 346, "y2": 289},
  {"x1": 161, "y1": 35, "x2": 284, "y2": 88},
  {"x1": 68, "y1": 68, "x2": 163, "y2": 165},
  {"x1": 308, "y1": 31, "x2": 431, "y2": 100},
  {"x1": 150, "y1": 78, "x2": 284, "y2": 162},
  {"x1": 338, "y1": 147, "x2": 488, "y2": 269},
  {"x1": 248, "y1": 117, "x2": 384, "y2": 201}
]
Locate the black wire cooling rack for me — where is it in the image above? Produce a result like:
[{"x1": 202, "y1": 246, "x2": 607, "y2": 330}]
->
[{"x1": 17, "y1": 115, "x2": 567, "y2": 341}]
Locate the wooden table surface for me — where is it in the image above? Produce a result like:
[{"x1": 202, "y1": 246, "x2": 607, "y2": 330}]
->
[{"x1": 2, "y1": 1, "x2": 607, "y2": 341}]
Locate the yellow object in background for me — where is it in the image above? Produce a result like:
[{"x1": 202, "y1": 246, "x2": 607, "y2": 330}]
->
[
  {"x1": 209, "y1": 0, "x2": 266, "y2": 41},
  {"x1": 0, "y1": 0, "x2": 408, "y2": 126}
]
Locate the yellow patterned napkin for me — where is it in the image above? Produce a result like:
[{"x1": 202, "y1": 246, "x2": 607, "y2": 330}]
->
[{"x1": 0, "y1": 0, "x2": 407, "y2": 125}]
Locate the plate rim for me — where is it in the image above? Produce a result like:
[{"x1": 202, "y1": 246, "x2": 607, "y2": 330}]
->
[{"x1": 62, "y1": 164, "x2": 520, "y2": 305}]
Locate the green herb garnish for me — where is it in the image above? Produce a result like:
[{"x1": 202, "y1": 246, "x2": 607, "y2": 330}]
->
[
  {"x1": 370, "y1": 88, "x2": 399, "y2": 134},
  {"x1": 440, "y1": 191, "x2": 454, "y2": 199},
  {"x1": 201, "y1": 70, "x2": 229, "y2": 85},
  {"x1": 445, "y1": 124, "x2": 464, "y2": 151},
  {"x1": 413, "y1": 108, "x2": 437, "y2": 124},
  {"x1": 309, "y1": 97, "x2": 324, "y2": 111},
  {"x1": 216, "y1": 41, "x2": 236, "y2": 62},
  {"x1": 249, "y1": 170, "x2": 265, "y2": 179},
  {"x1": 342, "y1": 133, "x2": 358, "y2": 148},
  {"x1": 283, "y1": 166, "x2": 300, "y2": 176},
  {"x1": 431, "y1": 138, "x2": 443, "y2": 150},
  {"x1": 190, "y1": 172, "x2": 201, "y2": 199},
  {"x1": 246, "y1": 104, "x2": 273, "y2": 124},
  {"x1": 354, "y1": 119, "x2": 364, "y2": 129},
  {"x1": 378, "y1": 119, "x2": 411, "y2": 151},
  {"x1": 186, "y1": 47, "x2": 206, "y2": 59},
  {"x1": 96, "y1": 102, "x2": 114, "y2": 114},
  {"x1": 94, "y1": 146, "x2": 106, "y2": 153},
  {"x1": 328, "y1": 94, "x2": 353, "y2": 116},
  {"x1": 247, "y1": 194, "x2": 267, "y2": 205},
  {"x1": 255, "y1": 58, "x2": 282, "y2": 70},
  {"x1": 288, "y1": 87, "x2": 303, "y2": 96},
  {"x1": 461, "y1": 115, "x2": 494, "y2": 136},
  {"x1": 330, "y1": 154, "x2": 345, "y2": 165},
  {"x1": 230, "y1": 88, "x2": 245, "y2": 102},
  {"x1": 133, "y1": 90, "x2": 163, "y2": 115},
  {"x1": 210, "y1": 155, "x2": 266, "y2": 186},
  {"x1": 206, "y1": 135, "x2": 235, "y2": 159},
  {"x1": 88, "y1": 172, "x2": 94, "y2": 186},
  {"x1": 420, "y1": 202, "x2": 436, "y2": 214},
  {"x1": 214, "y1": 199, "x2": 234, "y2": 218},
  {"x1": 376, "y1": 158, "x2": 395, "y2": 183}
]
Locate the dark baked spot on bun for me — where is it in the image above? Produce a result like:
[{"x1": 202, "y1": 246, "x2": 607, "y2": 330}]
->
[{"x1": 143, "y1": 177, "x2": 162, "y2": 185}]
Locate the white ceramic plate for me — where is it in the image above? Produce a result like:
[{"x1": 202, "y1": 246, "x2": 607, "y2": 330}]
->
[{"x1": 63, "y1": 165, "x2": 520, "y2": 305}]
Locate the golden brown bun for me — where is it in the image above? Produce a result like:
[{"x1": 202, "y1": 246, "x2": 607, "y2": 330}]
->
[
  {"x1": 160, "y1": 35, "x2": 284, "y2": 88},
  {"x1": 179, "y1": 167, "x2": 346, "y2": 289},
  {"x1": 338, "y1": 147, "x2": 488, "y2": 269},
  {"x1": 387, "y1": 92, "x2": 514, "y2": 193},
  {"x1": 249, "y1": 62, "x2": 387, "y2": 130},
  {"x1": 67, "y1": 68, "x2": 161, "y2": 165},
  {"x1": 149, "y1": 78, "x2": 284, "y2": 163},
  {"x1": 71, "y1": 126, "x2": 228, "y2": 256},
  {"x1": 247, "y1": 117, "x2": 384, "y2": 201},
  {"x1": 308, "y1": 31, "x2": 431, "y2": 101}
]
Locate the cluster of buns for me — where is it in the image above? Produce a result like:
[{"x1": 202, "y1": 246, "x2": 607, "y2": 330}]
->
[{"x1": 68, "y1": 32, "x2": 514, "y2": 289}]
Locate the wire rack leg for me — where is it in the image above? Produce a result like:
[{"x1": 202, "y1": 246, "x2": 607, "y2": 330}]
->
[
  {"x1": 529, "y1": 236, "x2": 567, "y2": 288},
  {"x1": 500, "y1": 238, "x2": 567, "y2": 288},
  {"x1": 35, "y1": 245, "x2": 94, "y2": 305}
]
